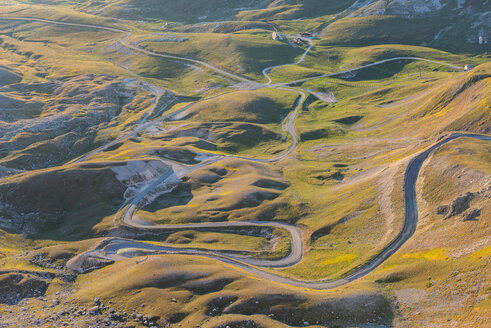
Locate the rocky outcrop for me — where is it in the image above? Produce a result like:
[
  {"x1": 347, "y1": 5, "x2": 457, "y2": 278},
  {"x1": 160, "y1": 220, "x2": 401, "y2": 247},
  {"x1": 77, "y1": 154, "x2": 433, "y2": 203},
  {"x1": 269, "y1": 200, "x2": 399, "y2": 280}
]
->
[
  {"x1": 66, "y1": 253, "x2": 114, "y2": 274},
  {"x1": 463, "y1": 208, "x2": 481, "y2": 221},
  {"x1": 437, "y1": 192, "x2": 473, "y2": 219},
  {"x1": 0, "y1": 74, "x2": 160, "y2": 170},
  {"x1": 436, "y1": 183, "x2": 490, "y2": 220},
  {"x1": 0, "y1": 272, "x2": 51, "y2": 305}
]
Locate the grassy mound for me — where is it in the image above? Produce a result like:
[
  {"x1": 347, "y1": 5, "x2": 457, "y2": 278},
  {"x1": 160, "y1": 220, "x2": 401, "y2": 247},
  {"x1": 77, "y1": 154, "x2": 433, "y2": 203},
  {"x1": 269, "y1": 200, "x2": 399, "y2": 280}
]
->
[
  {"x1": 178, "y1": 88, "x2": 299, "y2": 124},
  {"x1": 0, "y1": 65, "x2": 22, "y2": 87},
  {"x1": 153, "y1": 122, "x2": 284, "y2": 153},
  {"x1": 137, "y1": 158, "x2": 303, "y2": 225}
]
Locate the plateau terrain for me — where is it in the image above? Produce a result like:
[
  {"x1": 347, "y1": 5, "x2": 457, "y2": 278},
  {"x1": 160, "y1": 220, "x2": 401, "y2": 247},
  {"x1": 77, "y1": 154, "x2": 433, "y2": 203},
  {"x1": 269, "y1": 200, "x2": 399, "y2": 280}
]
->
[{"x1": 0, "y1": 1, "x2": 489, "y2": 327}]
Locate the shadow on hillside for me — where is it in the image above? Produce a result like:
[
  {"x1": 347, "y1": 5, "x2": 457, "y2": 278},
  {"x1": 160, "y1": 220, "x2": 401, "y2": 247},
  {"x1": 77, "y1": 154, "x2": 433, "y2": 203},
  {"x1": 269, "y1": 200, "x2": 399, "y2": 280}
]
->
[
  {"x1": 341, "y1": 59, "x2": 412, "y2": 81},
  {"x1": 141, "y1": 183, "x2": 193, "y2": 213}
]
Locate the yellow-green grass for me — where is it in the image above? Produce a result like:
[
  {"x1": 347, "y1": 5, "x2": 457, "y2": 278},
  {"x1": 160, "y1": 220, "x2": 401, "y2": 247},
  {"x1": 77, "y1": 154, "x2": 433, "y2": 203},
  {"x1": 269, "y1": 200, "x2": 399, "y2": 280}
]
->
[
  {"x1": 260, "y1": 67, "x2": 488, "y2": 281},
  {"x1": 421, "y1": 138, "x2": 491, "y2": 205},
  {"x1": 276, "y1": 174, "x2": 393, "y2": 280},
  {"x1": 70, "y1": 254, "x2": 391, "y2": 327},
  {"x1": 319, "y1": 13, "x2": 491, "y2": 54},
  {"x1": 176, "y1": 88, "x2": 299, "y2": 124},
  {"x1": 368, "y1": 137, "x2": 491, "y2": 326},
  {"x1": 236, "y1": 0, "x2": 354, "y2": 21},
  {"x1": 1, "y1": 3, "x2": 118, "y2": 27},
  {"x1": 0, "y1": 21, "x2": 127, "y2": 79},
  {"x1": 134, "y1": 158, "x2": 301, "y2": 225},
  {"x1": 293, "y1": 63, "x2": 489, "y2": 148},
  {"x1": 150, "y1": 228, "x2": 292, "y2": 261},
  {"x1": 85, "y1": 120, "x2": 289, "y2": 163},
  {"x1": 0, "y1": 18, "x2": 234, "y2": 95},
  {"x1": 130, "y1": 29, "x2": 303, "y2": 80},
  {"x1": 270, "y1": 51, "x2": 463, "y2": 85},
  {"x1": 164, "y1": 230, "x2": 269, "y2": 252},
  {"x1": 60, "y1": 0, "x2": 269, "y2": 23}
]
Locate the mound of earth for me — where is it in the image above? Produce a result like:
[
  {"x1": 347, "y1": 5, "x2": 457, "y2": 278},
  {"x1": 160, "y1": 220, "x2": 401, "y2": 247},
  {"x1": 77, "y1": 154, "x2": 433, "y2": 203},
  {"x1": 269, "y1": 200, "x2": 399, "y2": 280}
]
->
[
  {"x1": 176, "y1": 89, "x2": 298, "y2": 124},
  {"x1": 154, "y1": 122, "x2": 283, "y2": 152}
]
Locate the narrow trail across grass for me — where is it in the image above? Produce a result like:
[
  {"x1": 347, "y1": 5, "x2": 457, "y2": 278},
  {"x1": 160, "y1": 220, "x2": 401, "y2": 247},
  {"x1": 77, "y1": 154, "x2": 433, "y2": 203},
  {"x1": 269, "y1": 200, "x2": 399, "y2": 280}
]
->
[{"x1": 262, "y1": 37, "x2": 314, "y2": 85}]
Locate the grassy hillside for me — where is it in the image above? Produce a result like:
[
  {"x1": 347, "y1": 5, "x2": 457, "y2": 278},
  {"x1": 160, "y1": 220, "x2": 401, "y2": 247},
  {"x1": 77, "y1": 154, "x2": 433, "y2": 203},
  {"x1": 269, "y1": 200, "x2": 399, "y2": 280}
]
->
[
  {"x1": 29, "y1": 0, "x2": 273, "y2": 23},
  {"x1": 320, "y1": 15, "x2": 440, "y2": 47},
  {"x1": 136, "y1": 158, "x2": 303, "y2": 226},
  {"x1": 0, "y1": 163, "x2": 125, "y2": 239},
  {"x1": 132, "y1": 30, "x2": 303, "y2": 80},
  {"x1": 177, "y1": 88, "x2": 299, "y2": 124},
  {"x1": 372, "y1": 137, "x2": 491, "y2": 326},
  {"x1": 0, "y1": 1, "x2": 489, "y2": 327}
]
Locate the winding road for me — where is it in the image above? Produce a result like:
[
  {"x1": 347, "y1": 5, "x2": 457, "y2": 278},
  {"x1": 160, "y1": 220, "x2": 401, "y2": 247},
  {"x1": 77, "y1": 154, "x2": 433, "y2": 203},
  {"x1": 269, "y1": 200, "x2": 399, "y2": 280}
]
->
[
  {"x1": 1, "y1": 15, "x2": 483, "y2": 290},
  {"x1": 275, "y1": 56, "x2": 463, "y2": 86},
  {"x1": 72, "y1": 133, "x2": 490, "y2": 289}
]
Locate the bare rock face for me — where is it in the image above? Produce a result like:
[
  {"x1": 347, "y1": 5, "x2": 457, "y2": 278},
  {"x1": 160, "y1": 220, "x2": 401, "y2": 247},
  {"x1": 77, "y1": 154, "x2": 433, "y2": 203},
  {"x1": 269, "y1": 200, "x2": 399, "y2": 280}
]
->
[
  {"x1": 436, "y1": 205, "x2": 449, "y2": 216},
  {"x1": 66, "y1": 253, "x2": 114, "y2": 274},
  {"x1": 436, "y1": 187, "x2": 488, "y2": 220},
  {"x1": 446, "y1": 192, "x2": 474, "y2": 218},
  {"x1": 436, "y1": 192, "x2": 474, "y2": 219}
]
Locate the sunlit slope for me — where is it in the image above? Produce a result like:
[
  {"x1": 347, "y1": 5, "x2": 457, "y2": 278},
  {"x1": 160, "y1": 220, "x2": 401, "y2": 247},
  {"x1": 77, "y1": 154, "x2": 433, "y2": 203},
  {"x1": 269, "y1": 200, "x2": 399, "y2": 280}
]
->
[
  {"x1": 135, "y1": 158, "x2": 303, "y2": 225},
  {"x1": 130, "y1": 30, "x2": 303, "y2": 80},
  {"x1": 371, "y1": 137, "x2": 490, "y2": 326},
  {"x1": 294, "y1": 62, "x2": 490, "y2": 145},
  {"x1": 177, "y1": 88, "x2": 299, "y2": 123},
  {"x1": 273, "y1": 63, "x2": 490, "y2": 281},
  {"x1": 0, "y1": 1, "x2": 489, "y2": 327},
  {"x1": 382, "y1": 62, "x2": 491, "y2": 136},
  {"x1": 35, "y1": 0, "x2": 274, "y2": 23},
  {"x1": 67, "y1": 255, "x2": 392, "y2": 328}
]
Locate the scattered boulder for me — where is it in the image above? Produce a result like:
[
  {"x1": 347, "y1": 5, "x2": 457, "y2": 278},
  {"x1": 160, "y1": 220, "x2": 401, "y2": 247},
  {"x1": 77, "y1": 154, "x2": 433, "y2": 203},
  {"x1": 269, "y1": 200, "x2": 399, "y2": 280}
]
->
[
  {"x1": 436, "y1": 205, "x2": 449, "y2": 216},
  {"x1": 88, "y1": 306, "x2": 101, "y2": 315},
  {"x1": 437, "y1": 192, "x2": 474, "y2": 219}
]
